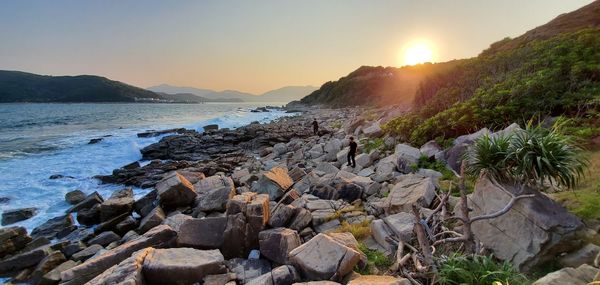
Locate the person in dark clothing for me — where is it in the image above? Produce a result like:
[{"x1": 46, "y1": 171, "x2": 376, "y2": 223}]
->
[
  {"x1": 312, "y1": 119, "x2": 319, "y2": 135},
  {"x1": 347, "y1": 137, "x2": 357, "y2": 167}
]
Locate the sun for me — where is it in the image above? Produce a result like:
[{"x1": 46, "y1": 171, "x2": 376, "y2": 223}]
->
[{"x1": 402, "y1": 41, "x2": 434, "y2": 66}]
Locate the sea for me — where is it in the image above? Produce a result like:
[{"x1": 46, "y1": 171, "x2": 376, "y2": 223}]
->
[{"x1": 0, "y1": 102, "x2": 292, "y2": 232}]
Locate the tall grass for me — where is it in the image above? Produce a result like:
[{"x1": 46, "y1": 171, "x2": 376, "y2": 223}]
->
[{"x1": 437, "y1": 254, "x2": 530, "y2": 285}]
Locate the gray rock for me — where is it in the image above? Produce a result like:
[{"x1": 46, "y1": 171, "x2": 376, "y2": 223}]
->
[
  {"x1": 32, "y1": 215, "x2": 75, "y2": 240},
  {"x1": 289, "y1": 233, "x2": 361, "y2": 281},
  {"x1": 115, "y1": 216, "x2": 139, "y2": 234},
  {"x1": 308, "y1": 144, "x2": 324, "y2": 159},
  {"x1": 1, "y1": 207, "x2": 38, "y2": 225},
  {"x1": 316, "y1": 162, "x2": 340, "y2": 175},
  {"x1": 60, "y1": 225, "x2": 177, "y2": 285},
  {"x1": 383, "y1": 175, "x2": 436, "y2": 214},
  {"x1": 394, "y1": 144, "x2": 421, "y2": 173},
  {"x1": 41, "y1": 260, "x2": 79, "y2": 285},
  {"x1": 72, "y1": 244, "x2": 104, "y2": 262},
  {"x1": 194, "y1": 175, "x2": 235, "y2": 194},
  {"x1": 269, "y1": 204, "x2": 295, "y2": 228},
  {"x1": 137, "y1": 206, "x2": 165, "y2": 234},
  {"x1": 86, "y1": 248, "x2": 150, "y2": 285},
  {"x1": 559, "y1": 243, "x2": 600, "y2": 268},
  {"x1": 373, "y1": 160, "x2": 396, "y2": 183},
  {"x1": 99, "y1": 188, "x2": 134, "y2": 222},
  {"x1": 142, "y1": 248, "x2": 226, "y2": 285},
  {"x1": 273, "y1": 143, "x2": 288, "y2": 156},
  {"x1": 470, "y1": 177, "x2": 583, "y2": 271},
  {"x1": 362, "y1": 122, "x2": 382, "y2": 137},
  {"x1": 29, "y1": 250, "x2": 67, "y2": 284},
  {"x1": 67, "y1": 192, "x2": 103, "y2": 213},
  {"x1": 252, "y1": 167, "x2": 293, "y2": 200},
  {"x1": 76, "y1": 204, "x2": 101, "y2": 226},
  {"x1": 88, "y1": 231, "x2": 120, "y2": 247},
  {"x1": 324, "y1": 139, "x2": 343, "y2": 161},
  {"x1": 420, "y1": 140, "x2": 443, "y2": 159},
  {"x1": 371, "y1": 213, "x2": 415, "y2": 250},
  {"x1": 355, "y1": 154, "x2": 372, "y2": 168},
  {"x1": 133, "y1": 190, "x2": 157, "y2": 217},
  {"x1": 288, "y1": 207, "x2": 312, "y2": 231},
  {"x1": 194, "y1": 185, "x2": 235, "y2": 212},
  {"x1": 259, "y1": 228, "x2": 302, "y2": 264},
  {"x1": 161, "y1": 213, "x2": 192, "y2": 232},
  {"x1": 156, "y1": 172, "x2": 197, "y2": 208},
  {"x1": 0, "y1": 245, "x2": 49, "y2": 274},
  {"x1": 177, "y1": 217, "x2": 227, "y2": 249},
  {"x1": 227, "y1": 258, "x2": 271, "y2": 284},
  {"x1": 65, "y1": 190, "x2": 86, "y2": 205}
]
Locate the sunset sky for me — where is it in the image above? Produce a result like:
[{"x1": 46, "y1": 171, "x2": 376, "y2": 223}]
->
[{"x1": 0, "y1": 0, "x2": 593, "y2": 94}]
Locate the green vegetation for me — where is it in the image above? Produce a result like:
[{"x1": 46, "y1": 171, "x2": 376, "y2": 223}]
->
[
  {"x1": 554, "y1": 148, "x2": 600, "y2": 220},
  {"x1": 360, "y1": 137, "x2": 385, "y2": 153},
  {"x1": 330, "y1": 120, "x2": 343, "y2": 129},
  {"x1": 385, "y1": 28, "x2": 600, "y2": 146},
  {"x1": 0, "y1": 70, "x2": 162, "y2": 103},
  {"x1": 437, "y1": 254, "x2": 530, "y2": 285},
  {"x1": 355, "y1": 243, "x2": 394, "y2": 275},
  {"x1": 466, "y1": 124, "x2": 588, "y2": 190},
  {"x1": 411, "y1": 155, "x2": 455, "y2": 180}
]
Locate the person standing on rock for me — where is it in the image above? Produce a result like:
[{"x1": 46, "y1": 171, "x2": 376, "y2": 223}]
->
[
  {"x1": 347, "y1": 137, "x2": 357, "y2": 167},
  {"x1": 312, "y1": 119, "x2": 319, "y2": 135}
]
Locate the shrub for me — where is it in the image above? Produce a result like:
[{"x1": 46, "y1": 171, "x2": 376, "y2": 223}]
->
[
  {"x1": 355, "y1": 243, "x2": 394, "y2": 275},
  {"x1": 437, "y1": 254, "x2": 530, "y2": 285}
]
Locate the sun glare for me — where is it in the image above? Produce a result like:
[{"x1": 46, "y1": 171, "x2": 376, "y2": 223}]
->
[{"x1": 402, "y1": 41, "x2": 434, "y2": 66}]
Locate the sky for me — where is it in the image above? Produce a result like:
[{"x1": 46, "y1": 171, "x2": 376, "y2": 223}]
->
[{"x1": 0, "y1": 0, "x2": 594, "y2": 94}]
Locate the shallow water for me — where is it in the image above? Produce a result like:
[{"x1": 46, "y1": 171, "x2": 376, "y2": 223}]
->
[{"x1": 0, "y1": 102, "x2": 290, "y2": 231}]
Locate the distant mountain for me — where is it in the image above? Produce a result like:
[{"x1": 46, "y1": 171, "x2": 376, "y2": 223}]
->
[
  {"x1": 148, "y1": 84, "x2": 317, "y2": 103},
  {"x1": 0, "y1": 70, "x2": 161, "y2": 103},
  {"x1": 157, "y1": 92, "x2": 243, "y2": 103}
]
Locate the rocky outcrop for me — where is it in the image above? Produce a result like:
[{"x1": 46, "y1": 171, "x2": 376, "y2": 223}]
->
[
  {"x1": 99, "y1": 188, "x2": 134, "y2": 221},
  {"x1": 259, "y1": 228, "x2": 302, "y2": 264},
  {"x1": 142, "y1": 248, "x2": 226, "y2": 285},
  {"x1": 252, "y1": 167, "x2": 294, "y2": 200},
  {"x1": 177, "y1": 217, "x2": 227, "y2": 249},
  {"x1": 156, "y1": 172, "x2": 197, "y2": 208},
  {"x1": 1, "y1": 207, "x2": 38, "y2": 225},
  {"x1": 383, "y1": 175, "x2": 436, "y2": 214},
  {"x1": 469, "y1": 177, "x2": 583, "y2": 271},
  {"x1": 533, "y1": 264, "x2": 597, "y2": 285}
]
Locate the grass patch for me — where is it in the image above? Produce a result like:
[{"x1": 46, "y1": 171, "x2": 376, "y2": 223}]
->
[
  {"x1": 411, "y1": 155, "x2": 456, "y2": 180},
  {"x1": 437, "y1": 254, "x2": 530, "y2": 285},
  {"x1": 355, "y1": 243, "x2": 394, "y2": 275},
  {"x1": 333, "y1": 220, "x2": 371, "y2": 240},
  {"x1": 330, "y1": 120, "x2": 342, "y2": 129},
  {"x1": 553, "y1": 148, "x2": 600, "y2": 220}
]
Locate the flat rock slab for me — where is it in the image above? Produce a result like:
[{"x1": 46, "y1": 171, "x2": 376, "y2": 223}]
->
[
  {"x1": 384, "y1": 175, "x2": 435, "y2": 214},
  {"x1": 177, "y1": 217, "x2": 227, "y2": 249},
  {"x1": 347, "y1": 275, "x2": 411, "y2": 285},
  {"x1": 289, "y1": 233, "x2": 360, "y2": 281},
  {"x1": 142, "y1": 248, "x2": 226, "y2": 285},
  {"x1": 87, "y1": 248, "x2": 152, "y2": 285}
]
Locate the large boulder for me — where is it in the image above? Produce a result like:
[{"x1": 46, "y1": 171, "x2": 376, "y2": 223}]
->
[
  {"x1": 371, "y1": 213, "x2": 415, "y2": 250},
  {"x1": 0, "y1": 245, "x2": 50, "y2": 274},
  {"x1": 469, "y1": 177, "x2": 584, "y2": 271},
  {"x1": 67, "y1": 191, "x2": 103, "y2": 213},
  {"x1": 86, "y1": 247, "x2": 151, "y2": 285},
  {"x1": 373, "y1": 156, "x2": 396, "y2": 183},
  {"x1": 142, "y1": 248, "x2": 226, "y2": 285},
  {"x1": 394, "y1": 144, "x2": 421, "y2": 173},
  {"x1": 227, "y1": 258, "x2": 272, "y2": 284},
  {"x1": 289, "y1": 233, "x2": 361, "y2": 281},
  {"x1": 259, "y1": 228, "x2": 302, "y2": 264},
  {"x1": 419, "y1": 140, "x2": 443, "y2": 159},
  {"x1": 31, "y1": 215, "x2": 75, "y2": 240},
  {"x1": 194, "y1": 184, "x2": 235, "y2": 212},
  {"x1": 194, "y1": 175, "x2": 235, "y2": 194},
  {"x1": 347, "y1": 275, "x2": 411, "y2": 285},
  {"x1": 60, "y1": 225, "x2": 176, "y2": 285},
  {"x1": 0, "y1": 226, "x2": 32, "y2": 258},
  {"x1": 383, "y1": 175, "x2": 436, "y2": 214},
  {"x1": 533, "y1": 264, "x2": 597, "y2": 285},
  {"x1": 177, "y1": 217, "x2": 227, "y2": 249},
  {"x1": 362, "y1": 122, "x2": 382, "y2": 137},
  {"x1": 99, "y1": 188, "x2": 134, "y2": 221},
  {"x1": 273, "y1": 143, "x2": 288, "y2": 156},
  {"x1": 156, "y1": 172, "x2": 197, "y2": 208},
  {"x1": 252, "y1": 167, "x2": 293, "y2": 200},
  {"x1": 324, "y1": 139, "x2": 343, "y2": 161},
  {"x1": 223, "y1": 194, "x2": 270, "y2": 258},
  {"x1": 65, "y1": 190, "x2": 86, "y2": 205},
  {"x1": 88, "y1": 231, "x2": 120, "y2": 247},
  {"x1": 308, "y1": 144, "x2": 324, "y2": 159},
  {"x1": 137, "y1": 206, "x2": 165, "y2": 234},
  {"x1": 354, "y1": 154, "x2": 372, "y2": 168},
  {"x1": 1, "y1": 207, "x2": 38, "y2": 225}
]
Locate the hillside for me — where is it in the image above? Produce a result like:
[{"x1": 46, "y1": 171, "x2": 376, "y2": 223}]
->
[
  {"x1": 0, "y1": 70, "x2": 161, "y2": 103},
  {"x1": 298, "y1": 63, "x2": 460, "y2": 107},
  {"x1": 148, "y1": 84, "x2": 317, "y2": 103},
  {"x1": 157, "y1": 92, "x2": 243, "y2": 103}
]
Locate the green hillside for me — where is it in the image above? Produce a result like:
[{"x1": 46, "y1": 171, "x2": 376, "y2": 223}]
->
[{"x1": 0, "y1": 70, "x2": 162, "y2": 103}]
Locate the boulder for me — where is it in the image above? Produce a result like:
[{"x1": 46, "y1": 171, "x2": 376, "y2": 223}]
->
[
  {"x1": 308, "y1": 144, "x2": 324, "y2": 159},
  {"x1": 0, "y1": 245, "x2": 49, "y2": 274},
  {"x1": 72, "y1": 244, "x2": 103, "y2": 262},
  {"x1": 362, "y1": 122, "x2": 382, "y2": 137},
  {"x1": 259, "y1": 228, "x2": 302, "y2": 264},
  {"x1": 40, "y1": 260, "x2": 79, "y2": 285},
  {"x1": 65, "y1": 190, "x2": 86, "y2": 205},
  {"x1": 533, "y1": 264, "x2": 596, "y2": 285},
  {"x1": 156, "y1": 172, "x2": 197, "y2": 208},
  {"x1": 252, "y1": 167, "x2": 293, "y2": 200},
  {"x1": 268, "y1": 204, "x2": 295, "y2": 228},
  {"x1": 177, "y1": 217, "x2": 227, "y2": 249},
  {"x1": 469, "y1": 177, "x2": 584, "y2": 271},
  {"x1": 86, "y1": 248, "x2": 151, "y2": 285},
  {"x1": 288, "y1": 207, "x2": 312, "y2": 231},
  {"x1": 194, "y1": 175, "x2": 235, "y2": 194},
  {"x1": 60, "y1": 225, "x2": 176, "y2": 285},
  {"x1": 161, "y1": 213, "x2": 192, "y2": 232},
  {"x1": 355, "y1": 154, "x2": 372, "y2": 168},
  {"x1": 337, "y1": 183, "x2": 363, "y2": 202},
  {"x1": 100, "y1": 188, "x2": 134, "y2": 221},
  {"x1": 324, "y1": 139, "x2": 343, "y2": 161},
  {"x1": 373, "y1": 160, "x2": 396, "y2": 183},
  {"x1": 273, "y1": 143, "x2": 288, "y2": 156},
  {"x1": 142, "y1": 248, "x2": 226, "y2": 285},
  {"x1": 227, "y1": 258, "x2": 271, "y2": 284},
  {"x1": 310, "y1": 184, "x2": 338, "y2": 200},
  {"x1": 394, "y1": 144, "x2": 421, "y2": 173},
  {"x1": 289, "y1": 233, "x2": 361, "y2": 281},
  {"x1": 115, "y1": 216, "x2": 139, "y2": 234},
  {"x1": 371, "y1": 213, "x2": 415, "y2": 250},
  {"x1": 203, "y1": 124, "x2": 219, "y2": 132},
  {"x1": 137, "y1": 206, "x2": 165, "y2": 234},
  {"x1": 2, "y1": 207, "x2": 38, "y2": 225},
  {"x1": 31, "y1": 215, "x2": 75, "y2": 240},
  {"x1": 316, "y1": 162, "x2": 340, "y2": 174},
  {"x1": 133, "y1": 190, "x2": 157, "y2": 217},
  {"x1": 0, "y1": 226, "x2": 32, "y2": 258},
  {"x1": 29, "y1": 250, "x2": 67, "y2": 284},
  {"x1": 194, "y1": 185, "x2": 235, "y2": 212},
  {"x1": 76, "y1": 204, "x2": 100, "y2": 226},
  {"x1": 88, "y1": 231, "x2": 120, "y2": 247},
  {"x1": 419, "y1": 140, "x2": 442, "y2": 159},
  {"x1": 383, "y1": 175, "x2": 436, "y2": 214},
  {"x1": 247, "y1": 265, "x2": 301, "y2": 285}
]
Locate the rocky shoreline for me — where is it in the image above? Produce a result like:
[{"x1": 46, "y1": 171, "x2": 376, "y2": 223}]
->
[{"x1": 1, "y1": 106, "x2": 599, "y2": 285}]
